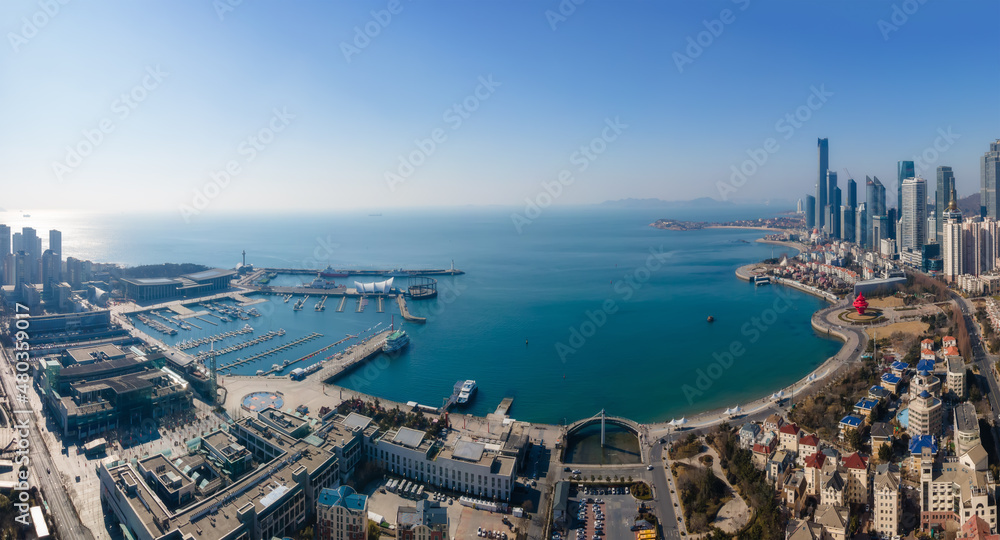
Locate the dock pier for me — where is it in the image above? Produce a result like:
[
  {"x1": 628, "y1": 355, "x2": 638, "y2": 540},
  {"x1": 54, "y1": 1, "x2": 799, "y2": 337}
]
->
[
  {"x1": 177, "y1": 326, "x2": 254, "y2": 350},
  {"x1": 219, "y1": 332, "x2": 323, "y2": 372},
  {"x1": 312, "y1": 329, "x2": 393, "y2": 383},
  {"x1": 495, "y1": 397, "x2": 514, "y2": 417},
  {"x1": 336, "y1": 297, "x2": 346, "y2": 312},
  {"x1": 315, "y1": 296, "x2": 328, "y2": 311},
  {"x1": 442, "y1": 380, "x2": 465, "y2": 411},
  {"x1": 377, "y1": 297, "x2": 384, "y2": 313},
  {"x1": 396, "y1": 296, "x2": 426, "y2": 323}
]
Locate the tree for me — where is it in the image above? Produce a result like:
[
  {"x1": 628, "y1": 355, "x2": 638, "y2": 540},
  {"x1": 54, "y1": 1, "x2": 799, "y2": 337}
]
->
[
  {"x1": 846, "y1": 428, "x2": 863, "y2": 452},
  {"x1": 368, "y1": 520, "x2": 381, "y2": 540},
  {"x1": 878, "y1": 443, "x2": 893, "y2": 463}
]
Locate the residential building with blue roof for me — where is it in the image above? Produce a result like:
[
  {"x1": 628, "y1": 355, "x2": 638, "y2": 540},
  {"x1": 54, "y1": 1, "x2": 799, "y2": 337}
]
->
[
  {"x1": 854, "y1": 398, "x2": 879, "y2": 418},
  {"x1": 317, "y1": 485, "x2": 368, "y2": 540},
  {"x1": 890, "y1": 361, "x2": 909, "y2": 376},
  {"x1": 908, "y1": 435, "x2": 938, "y2": 457},
  {"x1": 839, "y1": 415, "x2": 863, "y2": 440},
  {"x1": 881, "y1": 373, "x2": 902, "y2": 393},
  {"x1": 916, "y1": 359, "x2": 935, "y2": 373},
  {"x1": 868, "y1": 385, "x2": 890, "y2": 400}
]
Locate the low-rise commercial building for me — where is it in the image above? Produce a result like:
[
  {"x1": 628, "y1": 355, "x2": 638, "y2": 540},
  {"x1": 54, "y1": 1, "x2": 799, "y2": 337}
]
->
[{"x1": 100, "y1": 410, "x2": 371, "y2": 540}]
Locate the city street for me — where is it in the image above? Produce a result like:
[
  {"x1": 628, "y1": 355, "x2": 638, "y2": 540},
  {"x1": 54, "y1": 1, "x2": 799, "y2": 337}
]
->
[{"x1": 0, "y1": 343, "x2": 95, "y2": 540}]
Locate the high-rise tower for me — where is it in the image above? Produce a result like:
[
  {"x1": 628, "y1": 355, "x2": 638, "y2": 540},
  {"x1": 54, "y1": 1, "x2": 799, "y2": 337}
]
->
[
  {"x1": 982, "y1": 140, "x2": 1000, "y2": 219},
  {"x1": 816, "y1": 138, "x2": 829, "y2": 228}
]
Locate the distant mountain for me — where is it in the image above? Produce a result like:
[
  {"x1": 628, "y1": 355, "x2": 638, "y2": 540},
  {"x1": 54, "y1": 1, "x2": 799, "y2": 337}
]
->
[
  {"x1": 958, "y1": 193, "x2": 980, "y2": 216},
  {"x1": 600, "y1": 197, "x2": 732, "y2": 208}
]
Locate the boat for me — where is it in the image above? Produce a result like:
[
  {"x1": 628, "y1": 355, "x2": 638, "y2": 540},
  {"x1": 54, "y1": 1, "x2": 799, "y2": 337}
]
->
[
  {"x1": 320, "y1": 265, "x2": 349, "y2": 278},
  {"x1": 385, "y1": 268, "x2": 411, "y2": 277},
  {"x1": 383, "y1": 329, "x2": 410, "y2": 353},
  {"x1": 305, "y1": 276, "x2": 343, "y2": 290},
  {"x1": 456, "y1": 380, "x2": 477, "y2": 404}
]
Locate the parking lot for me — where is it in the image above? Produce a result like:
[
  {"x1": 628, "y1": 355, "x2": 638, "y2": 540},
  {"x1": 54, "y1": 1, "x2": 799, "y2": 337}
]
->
[{"x1": 558, "y1": 486, "x2": 640, "y2": 540}]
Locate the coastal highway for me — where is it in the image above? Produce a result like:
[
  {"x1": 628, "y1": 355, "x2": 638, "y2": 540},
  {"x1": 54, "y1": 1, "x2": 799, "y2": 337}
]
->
[
  {"x1": 0, "y1": 344, "x2": 96, "y2": 540},
  {"x1": 949, "y1": 293, "x2": 1000, "y2": 461}
]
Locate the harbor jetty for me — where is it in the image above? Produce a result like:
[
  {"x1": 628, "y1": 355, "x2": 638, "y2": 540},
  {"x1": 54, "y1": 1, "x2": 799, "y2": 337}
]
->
[{"x1": 396, "y1": 296, "x2": 426, "y2": 323}]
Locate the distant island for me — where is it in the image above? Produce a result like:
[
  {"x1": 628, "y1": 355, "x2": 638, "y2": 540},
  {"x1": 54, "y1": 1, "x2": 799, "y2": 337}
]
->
[{"x1": 650, "y1": 215, "x2": 804, "y2": 231}]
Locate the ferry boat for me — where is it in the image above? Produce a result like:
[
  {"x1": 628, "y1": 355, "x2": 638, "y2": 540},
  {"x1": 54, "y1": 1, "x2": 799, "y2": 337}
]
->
[
  {"x1": 752, "y1": 275, "x2": 771, "y2": 286},
  {"x1": 305, "y1": 276, "x2": 342, "y2": 290},
  {"x1": 320, "y1": 265, "x2": 349, "y2": 278},
  {"x1": 456, "y1": 380, "x2": 477, "y2": 404},
  {"x1": 383, "y1": 330, "x2": 410, "y2": 353}
]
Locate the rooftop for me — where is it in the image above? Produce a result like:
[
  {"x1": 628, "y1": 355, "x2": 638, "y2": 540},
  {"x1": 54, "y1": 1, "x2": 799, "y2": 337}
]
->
[
  {"x1": 318, "y1": 485, "x2": 367, "y2": 512},
  {"x1": 955, "y1": 402, "x2": 979, "y2": 433}
]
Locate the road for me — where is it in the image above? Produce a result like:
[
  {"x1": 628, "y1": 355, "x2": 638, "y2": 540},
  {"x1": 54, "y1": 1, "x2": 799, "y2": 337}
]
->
[
  {"x1": 949, "y1": 293, "x2": 1000, "y2": 461},
  {"x1": 0, "y1": 344, "x2": 95, "y2": 540}
]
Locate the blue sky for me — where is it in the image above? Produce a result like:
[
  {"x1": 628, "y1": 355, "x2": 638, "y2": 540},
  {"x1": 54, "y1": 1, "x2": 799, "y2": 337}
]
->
[{"x1": 1, "y1": 0, "x2": 997, "y2": 213}]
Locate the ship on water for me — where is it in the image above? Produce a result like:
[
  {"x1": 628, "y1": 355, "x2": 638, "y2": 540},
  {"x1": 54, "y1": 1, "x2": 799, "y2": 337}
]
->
[
  {"x1": 320, "y1": 265, "x2": 349, "y2": 278},
  {"x1": 456, "y1": 380, "x2": 477, "y2": 404},
  {"x1": 383, "y1": 329, "x2": 409, "y2": 353}
]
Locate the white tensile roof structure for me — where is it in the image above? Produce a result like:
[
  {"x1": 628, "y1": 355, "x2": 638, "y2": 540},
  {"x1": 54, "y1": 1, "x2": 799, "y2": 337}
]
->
[{"x1": 354, "y1": 277, "x2": 394, "y2": 294}]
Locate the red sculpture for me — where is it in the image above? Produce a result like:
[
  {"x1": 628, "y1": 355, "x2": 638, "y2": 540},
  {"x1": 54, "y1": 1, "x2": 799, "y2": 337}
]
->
[{"x1": 853, "y1": 293, "x2": 869, "y2": 315}]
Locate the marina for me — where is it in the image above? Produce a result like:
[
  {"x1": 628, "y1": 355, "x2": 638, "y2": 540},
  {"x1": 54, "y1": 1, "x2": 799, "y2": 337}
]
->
[
  {"x1": 177, "y1": 325, "x2": 255, "y2": 350},
  {"x1": 218, "y1": 332, "x2": 323, "y2": 372},
  {"x1": 192, "y1": 329, "x2": 286, "y2": 361}
]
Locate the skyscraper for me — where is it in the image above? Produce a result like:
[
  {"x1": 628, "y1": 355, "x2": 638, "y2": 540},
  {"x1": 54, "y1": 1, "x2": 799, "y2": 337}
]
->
[
  {"x1": 873, "y1": 176, "x2": 886, "y2": 216},
  {"x1": 935, "y1": 166, "x2": 955, "y2": 240},
  {"x1": 817, "y1": 138, "x2": 829, "y2": 228},
  {"x1": 831, "y1": 185, "x2": 842, "y2": 240},
  {"x1": 983, "y1": 140, "x2": 1000, "y2": 219},
  {"x1": 901, "y1": 177, "x2": 926, "y2": 251},
  {"x1": 41, "y1": 249, "x2": 59, "y2": 302},
  {"x1": 942, "y1": 186, "x2": 963, "y2": 281},
  {"x1": 856, "y1": 203, "x2": 867, "y2": 248},
  {"x1": 846, "y1": 178, "x2": 856, "y2": 208},
  {"x1": 797, "y1": 198, "x2": 803, "y2": 213},
  {"x1": 49, "y1": 229, "x2": 61, "y2": 257},
  {"x1": 826, "y1": 171, "x2": 838, "y2": 237},
  {"x1": 897, "y1": 160, "x2": 914, "y2": 211},
  {"x1": 48, "y1": 229, "x2": 62, "y2": 282},
  {"x1": 21, "y1": 227, "x2": 38, "y2": 283},
  {"x1": 805, "y1": 195, "x2": 816, "y2": 229},
  {"x1": 841, "y1": 205, "x2": 854, "y2": 243},
  {"x1": 0, "y1": 224, "x2": 9, "y2": 258}
]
